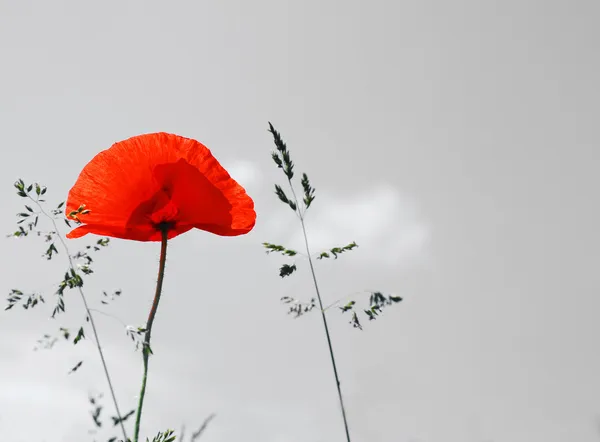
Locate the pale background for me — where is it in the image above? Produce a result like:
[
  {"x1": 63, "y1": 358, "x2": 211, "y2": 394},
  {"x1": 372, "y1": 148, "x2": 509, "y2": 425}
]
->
[{"x1": 1, "y1": 1, "x2": 599, "y2": 441}]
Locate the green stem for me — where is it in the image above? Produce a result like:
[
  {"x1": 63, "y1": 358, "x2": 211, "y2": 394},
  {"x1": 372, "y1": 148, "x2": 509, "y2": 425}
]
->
[
  {"x1": 35, "y1": 200, "x2": 128, "y2": 441},
  {"x1": 287, "y1": 181, "x2": 352, "y2": 442},
  {"x1": 133, "y1": 227, "x2": 169, "y2": 442},
  {"x1": 300, "y1": 218, "x2": 352, "y2": 442}
]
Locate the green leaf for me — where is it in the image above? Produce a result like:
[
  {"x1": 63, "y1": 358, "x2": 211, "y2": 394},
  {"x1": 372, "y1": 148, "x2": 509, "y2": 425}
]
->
[
  {"x1": 44, "y1": 243, "x2": 58, "y2": 260},
  {"x1": 337, "y1": 291, "x2": 403, "y2": 330},
  {"x1": 317, "y1": 242, "x2": 358, "y2": 259},
  {"x1": 68, "y1": 360, "x2": 83, "y2": 374},
  {"x1": 274, "y1": 185, "x2": 297, "y2": 212},
  {"x1": 279, "y1": 263, "x2": 297, "y2": 278},
  {"x1": 281, "y1": 296, "x2": 316, "y2": 317},
  {"x1": 111, "y1": 409, "x2": 135, "y2": 426},
  {"x1": 60, "y1": 327, "x2": 71, "y2": 340},
  {"x1": 262, "y1": 242, "x2": 297, "y2": 256},
  {"x1": 268, "y1": 122, "x2": 294, "y2": 179},
  {"x1": 148, "y1": 429, "x2": 176, "y2": 442},
  {"x1": 6, "y1": 289, "x2": 44, "y2": 311},
  {"x1": 271, "y1": 152, "x2": 283, "y2": 169},
  {"x1": 97, "y1": 237, "x2": 110, "y2": 247},
  {"x1": 370, "y1": 291, "x2": 387, "y2": 306},
  {"x1": 350, "y1": 311, "x2": 362, "y2": 330},
  {"x1": 281, "y1": 152, "x2": 294, "y2": 180},
  {"x1": 301, "y1": 173, "x2": 316, "y2": 209},
  {"x1": 339, "y1": 300, "x2": 356, "y2": 312},
  {"x1": 268, "y1": 122, "x2": 286, "y2": 152},
  {"x1": 274, "y1": 184, "x2": 289, "y2": 204},
  {"x1": 52, "y1": 294, "x2": 65, "y2": 318},
  {"x1": 73, "y1": 327, "x2": 85, "y2": 345}
]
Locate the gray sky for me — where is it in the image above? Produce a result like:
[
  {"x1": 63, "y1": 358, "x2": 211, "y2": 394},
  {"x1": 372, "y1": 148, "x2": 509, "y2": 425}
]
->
[{"x1": 1, "y1": 1, "x2": 599, "y2": 441}]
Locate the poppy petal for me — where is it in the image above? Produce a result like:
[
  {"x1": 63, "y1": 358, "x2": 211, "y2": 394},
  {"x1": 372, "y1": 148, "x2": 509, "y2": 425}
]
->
[{"x1": 66, "y1": 133, "x2": 256, "y2": 241}]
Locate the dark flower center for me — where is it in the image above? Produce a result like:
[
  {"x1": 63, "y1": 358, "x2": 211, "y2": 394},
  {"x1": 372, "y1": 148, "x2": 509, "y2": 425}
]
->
[{"x1": 153, "y1": 220, "x2": 176, "y2": 232}]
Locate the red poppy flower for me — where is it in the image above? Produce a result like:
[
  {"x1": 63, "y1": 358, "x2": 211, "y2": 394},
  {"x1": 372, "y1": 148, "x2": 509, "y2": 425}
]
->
[{"x1": 65, "y1": 132, "x2": 256, "y2": 241}]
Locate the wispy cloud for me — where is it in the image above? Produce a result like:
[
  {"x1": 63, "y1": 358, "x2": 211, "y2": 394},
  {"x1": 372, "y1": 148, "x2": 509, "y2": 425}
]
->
[
  {"x1": 223, "y1": 160, "x2": 262, "y2": 191},
  {"x1": 266, "y1": 184, "x2": 431, "y2": 268}
]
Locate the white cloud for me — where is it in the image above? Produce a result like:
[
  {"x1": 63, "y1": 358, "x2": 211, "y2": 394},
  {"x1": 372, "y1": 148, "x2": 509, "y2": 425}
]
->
[
  {"x1": 266, "y1": 185, "x2": 431, "y2": 267},
  {"x1": 223, "y1": 160, "x2": 261, "y2": 191}
]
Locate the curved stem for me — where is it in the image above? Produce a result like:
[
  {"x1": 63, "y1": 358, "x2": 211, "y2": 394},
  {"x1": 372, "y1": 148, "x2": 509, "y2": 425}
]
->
[
  {"x1": 300, "y1": 218, "x2": 352, "y2": 442},
  {"x1": 35, "y1": 201, "x2": 128, "y2": 441},
  {"x1": 133, "y1": 227, "x2": 169, "y2": 442},
  {"x1": 286, "y1": 180, "x2": 352, "y2": 442}
]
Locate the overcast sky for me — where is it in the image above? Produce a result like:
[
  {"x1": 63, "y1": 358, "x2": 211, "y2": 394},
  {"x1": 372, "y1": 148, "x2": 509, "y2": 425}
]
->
[{"x1": 1, "y1": 1, "x2": 599, "y2": 441}]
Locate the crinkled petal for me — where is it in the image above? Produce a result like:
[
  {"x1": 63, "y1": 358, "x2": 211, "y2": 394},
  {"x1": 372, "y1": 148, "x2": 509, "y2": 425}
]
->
[{"x1": 65, "y1": 133, "x2": 255, "y2": 241}]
